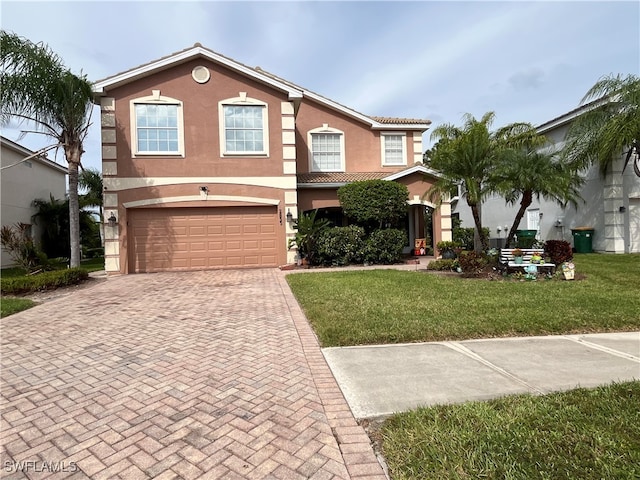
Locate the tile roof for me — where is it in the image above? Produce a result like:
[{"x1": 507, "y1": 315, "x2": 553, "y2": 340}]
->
[
  {"x1": 297, "y1": 172, "x2": 390, "y2": 184},
  {"x1": 370, "y1": 116, "x2": 432, "y2": 125}
]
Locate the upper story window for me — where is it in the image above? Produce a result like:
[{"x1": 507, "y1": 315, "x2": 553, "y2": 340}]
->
[
  {"x1": 219, "y1": 93, "x2": 269, "y2": 156},
  {"x1": 308, "y1": 125, "x2": 345, "y2": 172},
  {"x1": 130, "y1": 90, "x2": 184, "y2": 156},
  {"x1": 381, "y1": 132, "x2": 407, "y2": 166}
]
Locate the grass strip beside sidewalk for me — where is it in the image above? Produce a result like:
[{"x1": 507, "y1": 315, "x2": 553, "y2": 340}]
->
[{"x1": 378, "y1": 381, "x2": 640, "y2": 480}]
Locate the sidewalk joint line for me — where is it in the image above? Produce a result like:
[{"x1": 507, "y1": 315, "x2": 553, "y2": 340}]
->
[
  {"x1": 443, "y1": 342, "x2": 545, "y2": 395},
  {"x1": 562, "y1": 336, "x2": 640, "y2": 363}
]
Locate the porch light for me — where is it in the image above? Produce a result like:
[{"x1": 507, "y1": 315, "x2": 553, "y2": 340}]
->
[
  {"x1": 108, "y1": 212, "x2": 117, "y2": 228},
  {"x1": 286, "y1": 209, "x2": 296, "y2": 223}
]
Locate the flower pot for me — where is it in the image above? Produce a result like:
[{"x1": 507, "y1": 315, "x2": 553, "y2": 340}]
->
[{"x1": 514, "y1": 256, "x2": 523, "y2": 264}]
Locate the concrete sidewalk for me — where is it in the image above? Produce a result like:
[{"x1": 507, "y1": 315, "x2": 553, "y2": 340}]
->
[{"x1": 323, "y1": 332, "x2": 640, "y2": 418}]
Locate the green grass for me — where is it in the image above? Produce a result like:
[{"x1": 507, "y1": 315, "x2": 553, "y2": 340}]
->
[
  {"x1": 0, "y1": 258, "x2": 101, "y2": 309},
  {"x1": 378, "y1": 381, "x2": 640, "y2": 480},
  {"x1": 1, "y1": 297, "x2": 36, "y2": 317},
  {"x1": 286, "y1": 253, "x2": 640, "y2": 347}
]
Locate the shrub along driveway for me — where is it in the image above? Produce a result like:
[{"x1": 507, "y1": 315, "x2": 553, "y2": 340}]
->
[{"x1": 0, "y1": 269, "x2": 385, "y2": 479}]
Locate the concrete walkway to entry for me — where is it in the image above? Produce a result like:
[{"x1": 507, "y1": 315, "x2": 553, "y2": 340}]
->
[
  {"x1": 1, "y1": 270, "x2": 386, "y2": 479},
  {"x1": 323, "y1": 332, "x2": 640, "y2": 419}
]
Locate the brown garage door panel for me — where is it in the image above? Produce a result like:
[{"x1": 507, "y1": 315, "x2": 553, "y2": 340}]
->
[{"x1": 130, "y1": 207, "x2": 279, "y2": 272}]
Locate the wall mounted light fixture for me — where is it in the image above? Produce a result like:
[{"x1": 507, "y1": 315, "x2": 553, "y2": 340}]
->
[
  {"x1": 619, "y1": 206, "x2": 627, "y2": 213},
  {"x1": 108, "y1": 212, "x2": 117, "y2": 227},
  {"x1": 286, "y1": 209, "x2": 296, "y2": 223},
  {"x1": 200, "y1": 186, "x2": 208, "y2": 193}
]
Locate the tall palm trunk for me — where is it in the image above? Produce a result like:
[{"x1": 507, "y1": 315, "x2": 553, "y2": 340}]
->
[
  {"x1": 505, "y1": 190, "x2": 533, "y2": 248},
  {"x1": 469, "y1": 201, "x2": 488, "y2": 251},
  {"x1": 65, "y1": 143, "x2": 82, "y2": 267}
]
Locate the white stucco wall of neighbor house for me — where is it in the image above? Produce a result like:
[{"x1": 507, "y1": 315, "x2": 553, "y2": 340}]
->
[
  {"x1": 453, "y1": 113, "x2": 640, "y2": 254},
  {"x1": 455, "y1": 157, "x2": 639, "y2": 253},
  {"x1": 1, "y1": 137, "x2": 67, "y2": 267}
]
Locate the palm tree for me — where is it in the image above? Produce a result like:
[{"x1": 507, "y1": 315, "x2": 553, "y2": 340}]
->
[
  {"x1": 79, "y1": 167, "x2": 104, "y2": 246},
  {"x1": 425, "y1": 112, "x2": 542, "y2": 251},
  {"x1": 1, "y1": 31, "x2": 94, "y2": 268},
  {"x1": 563, "y1": 74, "x2": 640, "y2": 176},
  {"x1": 491, "y1": 149, "x2": 583, "y2": 248}
]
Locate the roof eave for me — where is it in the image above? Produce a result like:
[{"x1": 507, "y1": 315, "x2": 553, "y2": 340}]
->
[
  {"x1": 383, "y1": 164, "x2": 443, "y2": 181},
  {"x1": 92, "y1": 46, "x2": 303, "y2": 100}
]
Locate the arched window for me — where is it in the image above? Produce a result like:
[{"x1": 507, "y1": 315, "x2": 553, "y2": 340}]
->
[
  {"x1": 307, "y1": 124, "x2": 345, "y2": 172},
  {"x1": 130, "y1": 90, "x2": 184, "y2": 156},
  {"x1": 219, "y1": 93, "x2": 269, "y2": 156}
]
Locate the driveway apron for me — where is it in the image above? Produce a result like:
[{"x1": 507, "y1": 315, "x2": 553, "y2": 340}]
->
[{"x1": 0, "y1": 270, "x2": 385, "y2": 479}]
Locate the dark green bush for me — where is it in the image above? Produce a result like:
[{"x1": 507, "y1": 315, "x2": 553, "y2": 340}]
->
[
  {"x1": 316, "y1": 225, "x2": 366, "y2": 266},
  {"x1": 426, "y1": 259, "x2": 459, "y2": 271},
  {"x1": 338, "y1": 180, "x2": 409, "y2": 232},
  {"x1": 453, "y1": 225, "x2": 490, "y2": 251},
  {"x1": 0, "y1": 268, "x2": 89, "y2": 295},
  {"x1": 457, "y1": 250, "x2": 488, "y2": 275},
  {"x1": 362, "y1": 229, "x2": 407, "y2": 265}
]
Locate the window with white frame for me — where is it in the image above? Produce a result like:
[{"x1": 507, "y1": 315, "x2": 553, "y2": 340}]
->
[
  {"x1": 381, "y1": 133, "x2": 407, "y2": 166},
  {"x1": 219, "y1": 94, "x2": 268, "y2": 156},
  {"x1": 131, "y1": 91, "x2": 184, "y2": 156},
  {"x1": 308, "y1": 125, "x2": 345, "y2": 172}
]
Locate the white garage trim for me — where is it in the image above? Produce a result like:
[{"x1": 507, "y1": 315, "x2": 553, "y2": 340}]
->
[
  {"x1": 103, "y1": 176, "x2": 296, "y2": 191},
  {"x1": 123, "y1": 195, "x2": 280, "y2": 208}
]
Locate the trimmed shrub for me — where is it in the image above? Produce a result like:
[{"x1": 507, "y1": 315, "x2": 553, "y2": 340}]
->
[
  {"x1": 453, "y1": 225, "x2": 490, "y2": 251},
  {"x1": 426, "y1": 259, "x2": 459, "y2": 271},
  {"x1": 362, "y1": 229, "x2": 407, "y2": 265},
  {"x1": 338, "y1": 180, "x2": 409, "y2": 232},
  {"x1": 544, "y1": 240, "x2": 573, "y2": 265},
  {"x1": 1, "y1": 268, "x2": 89, "y2": 295},
  {"x1": 458, "y1": 250, "x2": 488, "y2": 275},
  {"x1": 316, "y1": 226, "x2": 366, "y2": 266}
]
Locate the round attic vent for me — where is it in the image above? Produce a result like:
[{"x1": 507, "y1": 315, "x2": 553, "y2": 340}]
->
[{"x1": 192, "y1": 66, "x2": 210, "y2": 84}]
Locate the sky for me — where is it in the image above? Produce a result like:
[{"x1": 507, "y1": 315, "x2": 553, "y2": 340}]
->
[{"x1": 1, "y1": 0, "x2": 639, "y2": 174}]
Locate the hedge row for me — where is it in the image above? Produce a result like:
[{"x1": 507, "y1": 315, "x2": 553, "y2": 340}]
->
[
  {"x1": 314, "y1": 227, "x2": 407, "y2": 266},
  {"x1": 1, "y1": 268, "x2": 89, "y2": 295}
]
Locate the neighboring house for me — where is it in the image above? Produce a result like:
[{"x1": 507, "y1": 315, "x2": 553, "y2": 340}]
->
[
  {"x1": 0, "y1": 136, "x2": 68, "y2": 267},
  {"x1": 453, "y1": 105, "x2": 640, "y2": 253},
  {"x1": 93, "y1": 44, "x2": 452, "y2": 274}
]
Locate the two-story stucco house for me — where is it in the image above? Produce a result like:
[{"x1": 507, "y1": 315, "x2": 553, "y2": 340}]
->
[
  {"x1": 1, "y1": 136, "x2": 68, "y2": 268},
  {"x1": 453, "y1": 104, "x2": 640, "y2": 253},
  {"x1": 93, "y1": 44, "x2": 452, "y2": 274}
]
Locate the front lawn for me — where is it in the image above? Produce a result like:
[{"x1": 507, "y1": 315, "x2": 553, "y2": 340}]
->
[
  {"x1": 378, "y1": 381, "x2": 640, "y2": 480},
  {"x1": 286, "y1": 253, "x2": 640, "y2": 347}
]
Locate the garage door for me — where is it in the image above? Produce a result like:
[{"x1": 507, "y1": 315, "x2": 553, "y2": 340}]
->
[{"x1": 128, "y1": 206, "x2": 279, "y2": 272}]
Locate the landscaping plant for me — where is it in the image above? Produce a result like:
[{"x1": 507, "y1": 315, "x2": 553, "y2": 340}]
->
[{"x1": 0, "y1": 223, "x2": 48, "y2": 273}]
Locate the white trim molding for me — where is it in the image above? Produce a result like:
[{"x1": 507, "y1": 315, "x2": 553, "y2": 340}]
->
[{"x1": 123, "y1": 195, "x2": 280, "y2": 208}]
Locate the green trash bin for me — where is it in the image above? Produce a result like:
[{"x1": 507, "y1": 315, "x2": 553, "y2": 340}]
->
[
  {"x1": 516, "y1": 229, "x2": 537, "y2": 248},
  {"x1": 572, "y1": 227, "x2": 594, "y2": 253}
]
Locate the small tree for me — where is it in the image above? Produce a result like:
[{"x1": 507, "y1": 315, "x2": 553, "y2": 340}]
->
[
  {"x1": 290, "y1": 210, "x2": 331, "y2": 265},
  {"x1": 338, "y1": 180, "x2": 409, "y2": 231},
  {"x1": 0, "y1": 223, "x2": 46, "y2": 272}
]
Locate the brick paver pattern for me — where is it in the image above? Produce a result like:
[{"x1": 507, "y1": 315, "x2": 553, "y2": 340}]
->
[{"x1": 1, "y1": 270, "x2": 385, "y2": 479}]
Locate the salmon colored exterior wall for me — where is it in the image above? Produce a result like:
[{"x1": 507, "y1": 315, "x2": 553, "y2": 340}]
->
[{"x1": 295, "y1": 100, "x2": 423, "y2": 174}]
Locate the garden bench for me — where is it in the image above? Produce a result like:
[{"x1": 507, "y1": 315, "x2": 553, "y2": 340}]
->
[{"x1": 499, "y1": 248, "x2": 556, "y2": 273}]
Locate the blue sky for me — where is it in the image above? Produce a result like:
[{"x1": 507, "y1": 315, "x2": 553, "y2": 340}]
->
[{"x1": 2, "y1": 0, "x2": 639, "y2": 173}]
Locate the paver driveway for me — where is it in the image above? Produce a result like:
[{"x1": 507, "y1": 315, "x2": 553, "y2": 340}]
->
[{"x1": 1, "y1": 270, "x2": 385, "y2": 479}]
